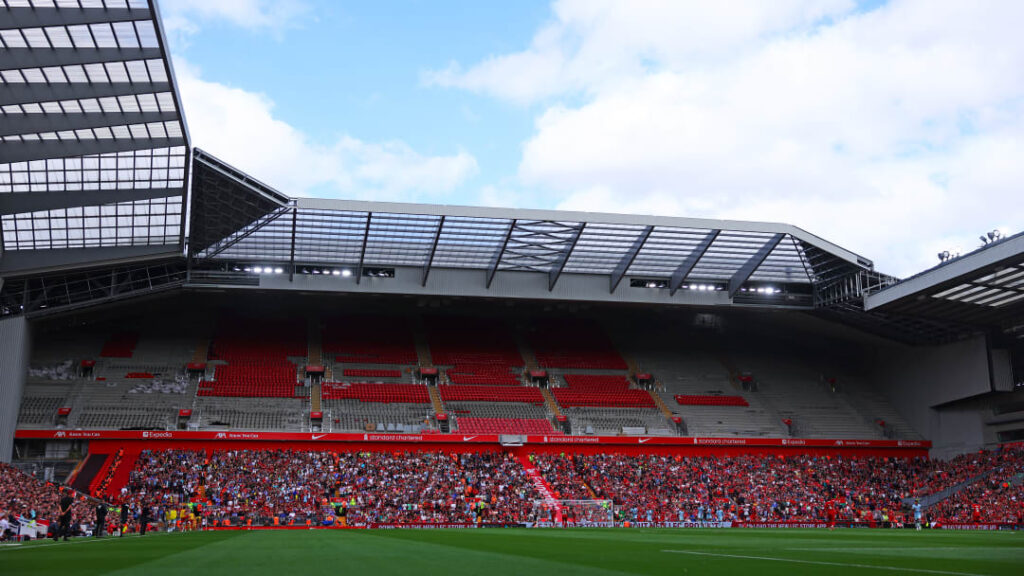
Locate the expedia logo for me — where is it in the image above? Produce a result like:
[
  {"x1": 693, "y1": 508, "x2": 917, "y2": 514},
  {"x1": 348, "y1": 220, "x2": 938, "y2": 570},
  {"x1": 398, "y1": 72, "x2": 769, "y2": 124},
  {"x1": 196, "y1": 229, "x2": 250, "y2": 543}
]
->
[{"x1": 141, "y1": 431, "x2": 173, "y2": 439}]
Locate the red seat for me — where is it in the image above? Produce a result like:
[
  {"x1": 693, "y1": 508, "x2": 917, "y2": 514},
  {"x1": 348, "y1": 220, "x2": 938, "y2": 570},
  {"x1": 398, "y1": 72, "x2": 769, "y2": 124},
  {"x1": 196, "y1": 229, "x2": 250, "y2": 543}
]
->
[{"x1": 457, "y1": 417, "x2": 559, "y2": 435}]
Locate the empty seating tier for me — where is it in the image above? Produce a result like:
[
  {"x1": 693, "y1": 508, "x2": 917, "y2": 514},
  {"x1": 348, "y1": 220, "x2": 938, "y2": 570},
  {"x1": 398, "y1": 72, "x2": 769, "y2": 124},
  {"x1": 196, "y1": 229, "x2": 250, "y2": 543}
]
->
[
  {"x1": 456, "y1": 417, "x2": 558, "y2": 435},
  {"x1": 321, "y1": 382, "x2": 430, "y2": 403},
  {"x1": 323, "y1": 316, "x2": 418, "y2": 365},
  {"x1": 447, "y1": 364, "x2": 523, "y2": 386},
  {"x1": 343, "y1": 368, "x2": 402, "y2": 379},
  {"x1": 198, "y1": 364, "x2": 300, "y2": 398},
  {"x1": 563, "y1": 374, "x2": 631, "y2": 391},
  {"x1": 552, "y1": 389, "x2": 655, "y2": 408},
  {"x1": 675, "y1": 394, "x2": 749, "y2": 406},
  {"x1": 100, "y1": 332, "x2": 138, "y2": 358},
  {"x1": 426, "y1": 316, "x2": 524, "y2": 369},
  {"x1": 439, "y1": 385, "x2": 545, "y2": 404},
  {"x1": 528, "y1": 319, "x2": 627, "y2": 370}
]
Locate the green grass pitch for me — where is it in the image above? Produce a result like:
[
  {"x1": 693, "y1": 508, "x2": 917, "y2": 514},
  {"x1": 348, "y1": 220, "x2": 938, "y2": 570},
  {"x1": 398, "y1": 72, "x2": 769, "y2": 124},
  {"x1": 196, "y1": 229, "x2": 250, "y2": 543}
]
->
[{"x1": 2, "y1": 528, "x2": 1022, "y2": 575}]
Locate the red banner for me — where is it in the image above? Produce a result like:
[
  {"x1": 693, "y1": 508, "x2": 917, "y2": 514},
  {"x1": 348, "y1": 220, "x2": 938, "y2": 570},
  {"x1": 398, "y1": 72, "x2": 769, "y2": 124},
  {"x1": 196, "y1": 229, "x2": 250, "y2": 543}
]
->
[{"x1": 13, "y1": 429, "x2": 930, "y2": 449}]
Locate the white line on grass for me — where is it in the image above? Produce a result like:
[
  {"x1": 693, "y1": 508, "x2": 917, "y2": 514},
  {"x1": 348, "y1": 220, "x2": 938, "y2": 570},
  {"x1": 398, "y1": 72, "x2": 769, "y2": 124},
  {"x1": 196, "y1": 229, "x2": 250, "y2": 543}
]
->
[
  {"x1": 661, "y1": 549, "x2": 992, "y2": 576},
  {"x1": 0, "y1": 531, "x2": 175, "y2": 552}
]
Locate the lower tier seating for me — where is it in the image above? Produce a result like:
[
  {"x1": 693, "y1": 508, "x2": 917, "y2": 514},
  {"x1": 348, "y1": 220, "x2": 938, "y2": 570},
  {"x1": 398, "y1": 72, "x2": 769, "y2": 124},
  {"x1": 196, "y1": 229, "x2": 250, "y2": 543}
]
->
[
  {"x1": 456, "y1": 417, "x2": 558, "y2": 435},
  {"x1": 552, "y1": 388, "x2": 655, "y2": 408}
]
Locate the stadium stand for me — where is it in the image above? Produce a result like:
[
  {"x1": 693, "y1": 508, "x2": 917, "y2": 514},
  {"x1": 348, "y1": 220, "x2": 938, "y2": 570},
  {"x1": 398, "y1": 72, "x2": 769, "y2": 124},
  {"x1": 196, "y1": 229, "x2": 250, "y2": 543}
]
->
[
  {"x1": 528, "y1": 319, "x2": 628, "y2": 370},
  {"x1": 323, "y1": 316, "x2": 418, "y2": 366}
]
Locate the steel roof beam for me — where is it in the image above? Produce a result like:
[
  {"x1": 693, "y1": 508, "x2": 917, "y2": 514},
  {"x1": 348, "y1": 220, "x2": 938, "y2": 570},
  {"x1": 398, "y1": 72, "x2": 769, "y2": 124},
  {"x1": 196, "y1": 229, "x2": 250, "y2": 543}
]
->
[
  {"x1": 0, "y1": 7, "x2": 152, "y2": 30},
  {"x1": 0, "y1": 48, "x2": 163, "y2": 71},
  {"x1": 0, "y1": 82, "x2": 172, "y2": 107},
  {"x1": 0, "y1": 135, "x2": 184, "y2": 163},
  {"x1": 485, "y1": 219, "x2": 515, "y2": 289},
  {"x1": 548, "y1": 223, "x2": 585, "y2": 291},
  {"x1": 609, "y1": 225, "x2": 653, "y2": 293},
  {"x1": 421, "y1": 215, "x2": 445, "y2": 287},
  {"x1": 728, "y1": 233, "x2": 786, "y2": 297},
  {"x1": 204, "y1": 206, "x2": 291, "y2": 260},
  {"x1": 0, "y1": 187, "x2": 183, "y2": 216},
  {"x1": 0, "y1": 111, "x2": 178, "y2": 138},
  {"x1": 669, "y1": 230, "x2": 719, "y2": 296},
  {"x1": 355, "y1": 213, "x2": 372, "y2": 285}
]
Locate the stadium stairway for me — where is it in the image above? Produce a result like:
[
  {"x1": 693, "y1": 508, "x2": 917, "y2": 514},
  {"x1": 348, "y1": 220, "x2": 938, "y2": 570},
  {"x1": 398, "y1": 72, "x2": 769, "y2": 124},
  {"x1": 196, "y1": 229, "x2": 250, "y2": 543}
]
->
[
  {"x1": 647, "y1": 390, "x2": 679, "y2": 432},
  {"x1": 70, "y1": 453, "x2": 107, "y2": 493},
  {"x1": 104, "y1": 449, "x2": 141, "y2": 500},
  {"x1": 541, "y1": 388, "x2": 563, "y2": 419},
  {"x1": 307, "y1": 318, "x2": 323, "y2": 368},
  {"x1": 428, "y1": 386, "x2": 446, "y2": 417},
  {"x1": 413, "y1": 318, "x2": 434, "y2": 368},
  {"x1": 516, "y1": 335, "x2": 540, "y2": 372},
  {"x1": 910, "y1": 468, "x2": 1004, "y2": 510},
  {"x1": 517, "y1": 454, "x2": 564, "y2": 522}
]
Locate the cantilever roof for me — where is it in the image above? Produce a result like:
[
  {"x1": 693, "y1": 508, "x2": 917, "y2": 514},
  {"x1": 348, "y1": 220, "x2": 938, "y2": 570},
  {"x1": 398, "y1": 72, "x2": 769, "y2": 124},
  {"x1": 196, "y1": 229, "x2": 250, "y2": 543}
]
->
[
  {"x1": 190, "y1": 150, "x2": 873, "y2": 296},
  {"x1": 865, "y1": 232, "x2": 1024, "y2": 329},
  {"x1": 0, "y1": 0, "x2": 189, "y2": 273}
]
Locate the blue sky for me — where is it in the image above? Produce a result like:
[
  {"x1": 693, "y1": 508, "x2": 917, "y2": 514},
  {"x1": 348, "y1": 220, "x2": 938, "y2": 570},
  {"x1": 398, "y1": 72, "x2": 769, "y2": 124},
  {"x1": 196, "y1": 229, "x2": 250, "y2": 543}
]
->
[{"x1": 161, "y1": 0, "x2": 1021, "y2": 277}]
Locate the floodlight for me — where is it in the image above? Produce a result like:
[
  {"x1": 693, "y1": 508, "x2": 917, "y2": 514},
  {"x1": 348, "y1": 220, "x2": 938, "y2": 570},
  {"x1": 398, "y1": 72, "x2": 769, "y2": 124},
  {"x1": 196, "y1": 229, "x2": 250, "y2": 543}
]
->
[
  {"x1": 342, "y1": 269, "x2": 352, "y2": 277},
  {"x1": 274, "y1": 267, "x2": 283, "y2": 274}
]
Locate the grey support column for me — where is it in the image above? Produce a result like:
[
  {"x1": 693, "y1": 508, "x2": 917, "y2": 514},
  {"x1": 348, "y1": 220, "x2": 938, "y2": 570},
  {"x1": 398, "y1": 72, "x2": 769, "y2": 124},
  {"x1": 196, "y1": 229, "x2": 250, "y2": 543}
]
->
[{"x1": 0, "y1": 316, "x2": 30, "y2": 463}]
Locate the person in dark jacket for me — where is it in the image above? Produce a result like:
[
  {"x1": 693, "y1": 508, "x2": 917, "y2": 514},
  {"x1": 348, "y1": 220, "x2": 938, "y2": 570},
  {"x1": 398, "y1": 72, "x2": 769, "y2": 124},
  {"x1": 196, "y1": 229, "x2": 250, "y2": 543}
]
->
[
  {"x1": 139, "y1": 505, "x2": 150, "y2": 536},
  {"x1": 53, "y1": 488, "x2": 73, "y2": 542},
  {"x1": 119, "y1": 505, "x2": 129, "y2": 536},
  {"x1": 95, "y1": 503, "x2": 107, "y2": 537}
]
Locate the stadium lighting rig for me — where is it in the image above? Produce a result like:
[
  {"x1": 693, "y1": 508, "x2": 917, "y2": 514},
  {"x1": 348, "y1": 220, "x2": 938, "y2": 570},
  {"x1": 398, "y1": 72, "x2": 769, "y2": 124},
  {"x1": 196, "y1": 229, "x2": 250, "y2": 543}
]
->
[{"x1": 979, "y1": 228, "x2": 1009, "y2": 245}]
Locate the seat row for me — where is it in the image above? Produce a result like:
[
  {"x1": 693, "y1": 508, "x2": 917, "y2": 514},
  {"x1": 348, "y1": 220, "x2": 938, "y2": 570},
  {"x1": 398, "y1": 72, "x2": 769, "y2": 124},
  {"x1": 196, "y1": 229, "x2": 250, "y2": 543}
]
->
[
  {"x1": 551, "y1": 389, "x2": 655, "y2": 408},
  {"x1": 675, "y1": 394, "x2": 749, "y2": 406},
  {"x1": 321, "y1": 382, "x2": 430, "y2": 403},
  {"x1": 456, "y1": 417, "x2": 558, "y2": 435}
]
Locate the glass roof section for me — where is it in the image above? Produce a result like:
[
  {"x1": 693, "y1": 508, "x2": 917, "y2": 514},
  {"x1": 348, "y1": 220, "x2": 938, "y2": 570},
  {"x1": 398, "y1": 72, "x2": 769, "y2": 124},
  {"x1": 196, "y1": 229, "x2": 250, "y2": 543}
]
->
[
  {"x1": 0, "y1": 0, "x2": 190, "y2": 270},
  {"x1": 191, "y1": 150, "x2": 871, "y2": 296}
]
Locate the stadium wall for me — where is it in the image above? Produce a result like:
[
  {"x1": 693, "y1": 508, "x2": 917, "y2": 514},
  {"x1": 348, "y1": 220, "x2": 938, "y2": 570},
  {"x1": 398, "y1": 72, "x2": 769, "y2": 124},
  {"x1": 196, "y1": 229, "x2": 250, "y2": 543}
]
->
[
  {"x1": 873, "y1": 335, "x2": 991, "y2": 458},
  {"x1": 0, "y1": 316, "x2": 30, "y2": 463}
]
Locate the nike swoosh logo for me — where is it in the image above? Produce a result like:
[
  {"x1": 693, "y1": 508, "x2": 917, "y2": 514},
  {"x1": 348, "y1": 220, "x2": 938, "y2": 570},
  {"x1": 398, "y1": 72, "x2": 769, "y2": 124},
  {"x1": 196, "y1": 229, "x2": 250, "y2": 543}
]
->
[
  {"x1": 462, "y1": 436, "x2": 477, "y2": 441},
  {"x1": 312, "y1": 434, "x2": 328, "y2": 440},
  {"x1": 638, "y1": 438, "x2": 651, "y2": 443}
]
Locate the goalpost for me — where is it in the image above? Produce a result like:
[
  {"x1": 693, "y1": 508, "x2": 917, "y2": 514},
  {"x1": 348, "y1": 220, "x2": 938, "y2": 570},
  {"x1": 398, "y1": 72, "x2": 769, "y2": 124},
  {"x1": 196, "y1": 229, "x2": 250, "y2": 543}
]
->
[{"x1": 533, "y1": 499, "x2": 616, "y2": 527}]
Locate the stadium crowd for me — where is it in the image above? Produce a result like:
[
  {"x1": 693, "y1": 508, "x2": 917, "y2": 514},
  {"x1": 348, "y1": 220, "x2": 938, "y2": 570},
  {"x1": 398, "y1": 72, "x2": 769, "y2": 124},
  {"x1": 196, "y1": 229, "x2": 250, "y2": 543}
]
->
[
  {"x1": 4, "y1": 446, "x2": 1023, "y2": 536},
  {"x1": 0, "y1": 462, "x2": 96, "y2": 539},
  {"x1": 120, "y1": 449, "x2": 540, "y2": 526}
]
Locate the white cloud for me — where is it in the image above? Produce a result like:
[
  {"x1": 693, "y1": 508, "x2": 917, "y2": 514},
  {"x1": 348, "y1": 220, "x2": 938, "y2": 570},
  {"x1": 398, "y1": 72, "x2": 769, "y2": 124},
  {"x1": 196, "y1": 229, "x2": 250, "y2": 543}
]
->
[
  {"x1": 433, "y1": 0, "x2": 1024, "y2": 276},
  {"x1": 159, "y1": 0, "x2": 310, "y2": 39},
  {"x1": 176, "y1": 62, "x2": 478, "y2": 201}
]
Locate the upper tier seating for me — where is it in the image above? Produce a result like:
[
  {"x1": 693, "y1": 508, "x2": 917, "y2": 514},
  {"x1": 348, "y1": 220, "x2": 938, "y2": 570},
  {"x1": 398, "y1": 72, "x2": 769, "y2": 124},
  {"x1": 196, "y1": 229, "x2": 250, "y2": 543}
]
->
[
  {"x1": 100, "y1": 332, "x2": 138, "y2": 358},
  {"x1": 528, "y1": 319, "x2": 627, "y2": 370},
  {"x1": 321, "y1": 382, "x2": 430, "y2": 403},
  {"x1": 198, "y1": 364, "x2": 299, "y2": 398},
  {"x1": 675, "y1": 394, "x2": 749, "y2": 406},
  {"x1": 426, "y1": 316, "x2": 523, "y2": 368},
  {"x1": 456, "y1": 417, "x2": 558, "y2": 435},
  {"x1": 210, "y1": 318, "x2": 306, "y2": 362},
  {"x1": 446, "y1": 364, "x2": 523, "y2": 386},
  {"x1": 552, "y1": 388, "x2": 655, "y2": 408},
  {"x1": 343, "y1": 368, "x2": 403, "y2": 379},
  {"x1": 563, "y1": 374, "x2": 631, "y2": 391},
  {"x1": 200, "y1": 318, "x2": 305, "y2": 398},
  {"x1": 323, "y1": 316, "x2": 418, "y2": 365},
  {"x1": 439, "y1": 385, "x2": 545, "y2": 404}
]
